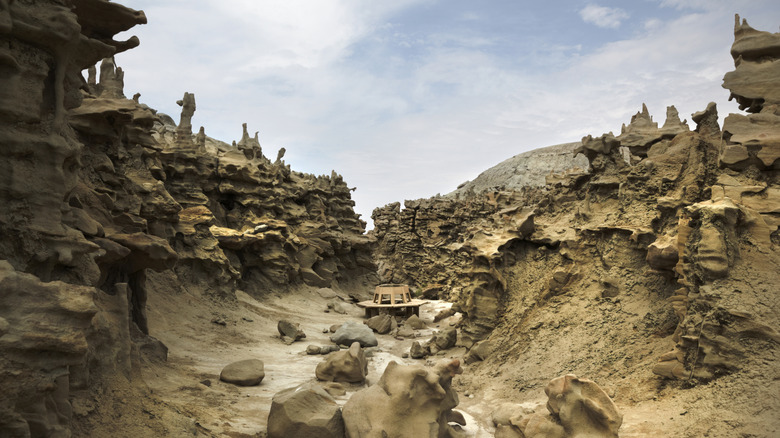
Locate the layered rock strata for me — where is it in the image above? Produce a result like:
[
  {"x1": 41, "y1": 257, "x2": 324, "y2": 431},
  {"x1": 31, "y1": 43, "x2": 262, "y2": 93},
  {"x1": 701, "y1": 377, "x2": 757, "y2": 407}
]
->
[
  {"x1": 0, "y1": 1, "x2": 374, "y2": 436},
  {"x1": 372, "y1": 16, "x2": 780, "y2": 392},
  {"x1": 0, "y1": 2, "x2": 147, "y2": 435}
]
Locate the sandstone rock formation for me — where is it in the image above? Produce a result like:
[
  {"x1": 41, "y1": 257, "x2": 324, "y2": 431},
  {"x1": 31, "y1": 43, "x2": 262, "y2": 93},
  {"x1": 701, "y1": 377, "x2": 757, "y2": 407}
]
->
[
  {"x1": 267, "y1": 382, "x2": 345, "y2": 438},
  {"x1": 342, "y1": 359, "x2": 464, "y2": 438},
  {"x1": 0, "y1": 1, "x2": 377, "y2": 435},
  {"x1": 371, "y1": 20, "x2": 780, "y2": 433},
  {"x1": 315, "y1": 341, "x2": 368, "y2": 383},
  {"x1": 498, "y1": 374, "x2": 622, "y2": 438},
  {"x1": 721, "y1": 14, "x2": 780, "y2": 170},
  {"x1": 0, "y1": 1, "x2": 147, "y2": 435}
]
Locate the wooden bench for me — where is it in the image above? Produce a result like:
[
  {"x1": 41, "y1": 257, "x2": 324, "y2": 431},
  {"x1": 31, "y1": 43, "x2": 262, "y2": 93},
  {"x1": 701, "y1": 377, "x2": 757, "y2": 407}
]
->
[{"x1": 356, "y1": 284, "x2": 425, "y2": 318}]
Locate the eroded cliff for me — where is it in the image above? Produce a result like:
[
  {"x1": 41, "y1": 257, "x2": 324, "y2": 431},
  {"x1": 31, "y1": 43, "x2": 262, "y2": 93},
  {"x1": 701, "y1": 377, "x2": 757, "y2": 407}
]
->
[
  {"x1": 0, "y1": 1, "x2": 374, "y2": 436},
  {"x1": 373, "y1": 14, "x2": 779, "y2": 436}
]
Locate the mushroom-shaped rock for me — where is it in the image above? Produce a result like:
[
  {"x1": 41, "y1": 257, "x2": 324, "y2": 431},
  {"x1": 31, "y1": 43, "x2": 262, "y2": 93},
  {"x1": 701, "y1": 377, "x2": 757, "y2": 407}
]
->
[
  {"x1": 219, "y1": 359, "x2": 265, "y2": 387},
  {"x1": 107, "y1": 232, "x2": 177, "y2": 272},
  {"x1": 342, "y1": 359, "x2": 463, "y2": 438},
  {"x1": 330, "y1": 321, "x2": 377, "y2": 347},
  {"x1": 267, "y1": 382, "x2": 344, "y2": 438},
  {"x1": 315, "y1": 342, "x2": 368, "y2": 383},
  {"x1": 278, "y1": 320, "x2": 306, "y2": 341}
]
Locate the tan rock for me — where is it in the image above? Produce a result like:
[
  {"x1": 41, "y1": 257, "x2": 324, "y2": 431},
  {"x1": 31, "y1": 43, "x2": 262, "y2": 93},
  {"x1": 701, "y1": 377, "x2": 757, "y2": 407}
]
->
[
  {"x1": 342, "y1": 359, "x2": 463, "y2": 438},
  {"x1": 315, "y1": 342, "x2": 368, "y2": 383}
]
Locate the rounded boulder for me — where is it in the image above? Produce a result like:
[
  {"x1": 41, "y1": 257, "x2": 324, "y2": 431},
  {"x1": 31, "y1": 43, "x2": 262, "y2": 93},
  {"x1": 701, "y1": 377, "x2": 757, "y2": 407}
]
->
[{"x1": 220, "y1": 359, "x2": 265, "y2": 386}]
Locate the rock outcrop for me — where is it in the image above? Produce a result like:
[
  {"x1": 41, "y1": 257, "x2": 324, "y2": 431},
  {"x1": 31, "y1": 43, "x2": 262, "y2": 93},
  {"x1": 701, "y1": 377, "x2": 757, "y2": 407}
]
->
[
  {"x1": 0, "y1": 1, "x2": 147, "y2": 435},
  {"x1": 372, "y1": 16, "x2": 780, "y2": 413},
  {"x1": 448, "y1": 142, "x2": 588, "y2": 198},
  {"x1": 721, "y1": 14, "x2": 780, "y2": 170},
  {"x1": 0, "y1": 1, "x2": 376, "y2": 435}
]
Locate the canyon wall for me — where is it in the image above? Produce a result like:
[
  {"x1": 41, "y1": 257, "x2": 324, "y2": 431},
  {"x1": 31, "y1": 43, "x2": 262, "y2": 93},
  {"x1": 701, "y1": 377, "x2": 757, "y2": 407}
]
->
[
  {"x1": 373, "y1": 15, "x2": 779, "y2": 394},
  {"x1": 0, "y1": 1, "x2": 374, "y2": 436}
]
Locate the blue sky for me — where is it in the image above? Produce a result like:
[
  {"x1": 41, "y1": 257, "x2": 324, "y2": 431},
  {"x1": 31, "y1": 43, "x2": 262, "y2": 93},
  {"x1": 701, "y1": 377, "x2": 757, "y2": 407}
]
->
[{"x1": 115, "y1": 1, "x2": 780, "y2": 227}]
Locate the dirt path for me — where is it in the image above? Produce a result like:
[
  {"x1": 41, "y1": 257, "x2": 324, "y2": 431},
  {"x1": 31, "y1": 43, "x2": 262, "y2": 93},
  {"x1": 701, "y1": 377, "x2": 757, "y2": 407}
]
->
[{"x1": 144, "y1": 285, "x2": 491, "y2": 437}]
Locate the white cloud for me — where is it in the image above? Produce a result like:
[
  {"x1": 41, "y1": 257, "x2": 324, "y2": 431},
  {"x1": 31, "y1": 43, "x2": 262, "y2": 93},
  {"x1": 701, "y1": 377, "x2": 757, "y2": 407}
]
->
[
  {"x1": 112, "y1": 0, "x2": 780, "y2": 227},
  {"x1": 579, "y1": 4, "x2": 630, "y2": 29}
]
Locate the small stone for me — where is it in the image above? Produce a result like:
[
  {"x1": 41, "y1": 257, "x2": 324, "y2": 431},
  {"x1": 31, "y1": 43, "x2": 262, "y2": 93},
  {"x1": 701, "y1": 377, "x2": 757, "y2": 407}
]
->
[
  {"x1": 317, "y1": 287, "x2": 338, "y2": 299},
  {"x1": 200, "y1": 379, "x2": 211, "y2": 387},
  {"x1": 410, "y1": 341, "x2": 427, "y2": 359},
  {"x1": 278, "y1": 320, "x2": 306, "y2": 341},
  {"x1": 306, "y1": 345, "x2": 322, "y2": 355}
]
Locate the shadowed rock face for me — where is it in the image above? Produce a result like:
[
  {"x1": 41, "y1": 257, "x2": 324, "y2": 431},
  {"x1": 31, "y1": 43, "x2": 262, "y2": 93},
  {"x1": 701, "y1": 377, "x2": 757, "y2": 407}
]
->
[
  {"x1": 0, "y1": 1, "x2": 146, "y2": 435},
  {"x1": 0, "y1": 1, "x2": 376, "y2": 436},
  {"x1": 372, "y1": 16, "x2": 779, "y2": 396}
]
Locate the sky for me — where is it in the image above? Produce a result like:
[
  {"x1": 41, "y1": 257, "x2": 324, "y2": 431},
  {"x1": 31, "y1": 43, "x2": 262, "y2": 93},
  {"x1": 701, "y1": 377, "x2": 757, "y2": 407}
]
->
[{"x1": 114, "y1": 0, "x2": 780, "y2": 228}]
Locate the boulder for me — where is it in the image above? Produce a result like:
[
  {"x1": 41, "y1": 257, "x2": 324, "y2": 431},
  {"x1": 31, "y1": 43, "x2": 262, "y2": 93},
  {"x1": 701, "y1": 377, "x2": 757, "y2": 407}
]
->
[
  {"x1": 315, "y1": 342, "x2": 368, "y2": 383},
  {"x1": 219, "y1": 359, "x2": 265, "y2": 386},
  {"x1": 433, "y1": 308, "x2": 454, "y2": 322},
  {"x1": 267, "y1": 382, "x2": 344, "y2": 438},
  {"x1": 278, "y1": 320, "x2": 306, "y2": 341},
  {"x1": 396, "y1": 326, "x2": 415, "y2": 338},
  {"x1": 465, "y1": 339, "x2": 493, "y2": 363},
  {"x1": 429, "y1": 328, "x2": 457, "y2": 352},
  {"x1": 405, "y1": 314, "x2": 426, "y2": 329},
  {"x1": 517, "y1": 374, "x2": 621, "y2": 438},
  {"x1": 330, "y1": 321, "x2": 378, "y2": 347},
  {"x1": 366, "y1": 314, "x2": 394, "y2": 334},
  {"x1": 410, "y1": 341, "x2": 428, "y2": 359},
  {"x1": 646, "y1": 235, "x2": 678, "y2": 270},
  {"x1": 342, "y1": 359, "x2": 463, "y2": 438}
]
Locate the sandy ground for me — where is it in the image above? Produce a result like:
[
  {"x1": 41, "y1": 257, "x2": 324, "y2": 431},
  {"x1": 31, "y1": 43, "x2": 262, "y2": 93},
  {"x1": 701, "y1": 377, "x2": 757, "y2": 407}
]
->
[
  {"x1": 105, "y1": 279, "x2": 779, "y2": 438},
  {"x1": 143, "y1": 284, "x2": 490, "y2": 437}
]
